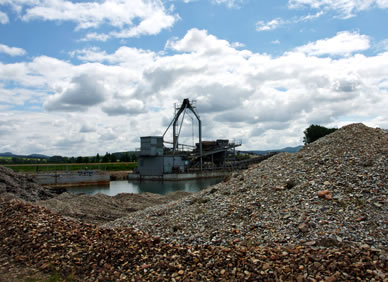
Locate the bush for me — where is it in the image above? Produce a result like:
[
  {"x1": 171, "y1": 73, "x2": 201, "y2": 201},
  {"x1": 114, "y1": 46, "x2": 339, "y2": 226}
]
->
[{"x1": 303, "y1": 124, "x2": 337, "y2": 144}]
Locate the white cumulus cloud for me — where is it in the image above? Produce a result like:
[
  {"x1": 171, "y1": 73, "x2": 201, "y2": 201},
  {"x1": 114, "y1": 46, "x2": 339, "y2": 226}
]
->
[
  {"x1": 1, "y1": 29, "x2": 387, "y2": 155},
  {"x1": 44, "y1": 74, "x2": 107, "y2": 111},
  {"x1": 166, "y1": 28, "x2": 246, "y2": 56},
  {"x1": 0, "y1": 43, "x2": 26, "y2": 56},
  {"x1": 289, "y1": 0, "x2": 387, "y2": 18},
  {"x1": 294, "y1": 31, "x2": 370, "y2": 56},
  {"x1": 211, "y1": 0, "x2": 246, "y2": 8},
  {"x1": 256, "y1": 18, "x2": 285, "y2": 31},
  {"x1": 1, "y1": 0, "x2": 178, "y2": 40},
  {"x1": 377, "y1": 0, "x2": 388, "y2": 8},
  {"x1": 0, "y1": 10, "x2": 9, "y2": 24}
]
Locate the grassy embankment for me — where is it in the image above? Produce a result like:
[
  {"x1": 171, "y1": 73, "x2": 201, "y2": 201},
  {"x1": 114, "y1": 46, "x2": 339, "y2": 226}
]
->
[{"x1": 4, "y1": 162, "x2": 137, "y2": 173}]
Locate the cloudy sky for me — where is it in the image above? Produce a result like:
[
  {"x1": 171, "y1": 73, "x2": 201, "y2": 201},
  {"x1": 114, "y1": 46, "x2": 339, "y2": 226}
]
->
[{"x1": 0, "y1": 0, "x2": 387, "y2": 156}]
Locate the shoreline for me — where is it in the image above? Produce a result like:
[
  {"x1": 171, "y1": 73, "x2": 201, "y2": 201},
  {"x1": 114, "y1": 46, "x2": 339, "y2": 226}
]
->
[{"x1": 28, "y1": 170, "x2": 133, "y2": 188}]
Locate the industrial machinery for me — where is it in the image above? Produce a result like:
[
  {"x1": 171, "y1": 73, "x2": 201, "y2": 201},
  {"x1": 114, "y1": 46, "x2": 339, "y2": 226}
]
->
[{"x1": 137, "y1": 98, "x2": 241, "y2": 177}]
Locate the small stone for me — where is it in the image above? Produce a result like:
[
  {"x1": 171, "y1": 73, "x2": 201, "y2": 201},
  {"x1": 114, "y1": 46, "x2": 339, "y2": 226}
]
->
[
  {"x1": 305, "y1": 241, "x2": 316, "y2": 246},
  {"x1": 360, "y1": 244, "x2": 370, "y2": 249},
  {"x1": 325, "y1": 275, "x2": 337, "y2": 282},
  {"x1": 298, "y1": 223, "x2": 309, "y2": 233},
  {"x1": 283, "y1": 266, "x2": 291, "y2": 273},
  {"x1": 356, "y1": 216, "x2": 367, "y2": 221},
  {"x1": 285, "y1": 179, "x2": 297, "y2": 189},
  {"x1": 318, "y1": 190, "x2": 330, "y2": 197},
  {"x1": 262, "y1": 263, "x2": 270, "y2": 270},
  {"x1": 325, "y1": 193, "x2": 333, "y2": 200}
]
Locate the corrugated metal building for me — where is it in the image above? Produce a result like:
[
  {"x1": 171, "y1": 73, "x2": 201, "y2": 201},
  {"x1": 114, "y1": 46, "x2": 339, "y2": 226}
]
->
[{"x1": 138, "y1": 136, "x2": 186, "y2": 176}]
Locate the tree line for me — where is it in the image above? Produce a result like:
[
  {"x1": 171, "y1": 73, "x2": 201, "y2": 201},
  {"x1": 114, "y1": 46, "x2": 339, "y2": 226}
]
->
[{"x1": 0, "y1": 152, "x2": 138, "y2": 165}]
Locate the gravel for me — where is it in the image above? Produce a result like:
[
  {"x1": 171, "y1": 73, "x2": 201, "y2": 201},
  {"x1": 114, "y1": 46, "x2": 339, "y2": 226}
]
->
[
  {"x1": 1, "y1": 198, "x2": 387, "y2": 281},
  {"x1": 0, "y1": 166, "x2": 55, "y2": 202},
  {"x1": 37, "y1": 191, "x2": 191, "y2": 225},
  {"x1": 106, "y1": 123, "x2": 388, "y2": 250}
]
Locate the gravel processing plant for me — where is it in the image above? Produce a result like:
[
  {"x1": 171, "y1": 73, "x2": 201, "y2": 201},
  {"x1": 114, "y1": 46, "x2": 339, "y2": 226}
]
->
[{"x1": 0, "y1": 123, "x2": 387, "y2": 281}]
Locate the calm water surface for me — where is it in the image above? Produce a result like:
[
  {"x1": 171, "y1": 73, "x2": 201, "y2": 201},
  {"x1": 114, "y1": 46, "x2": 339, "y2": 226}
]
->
[{"x1": 66, "y1": 178, "x2": 223, "y2": 196}]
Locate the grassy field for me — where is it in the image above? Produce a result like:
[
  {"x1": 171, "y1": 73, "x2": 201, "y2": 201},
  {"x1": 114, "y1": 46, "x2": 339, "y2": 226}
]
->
[
  {"x1": 4, "y1": 162, "x2": 137, "y2": 173},
  {"x1": 0, "y1": 156, "x2": 46, "y2": 160}
]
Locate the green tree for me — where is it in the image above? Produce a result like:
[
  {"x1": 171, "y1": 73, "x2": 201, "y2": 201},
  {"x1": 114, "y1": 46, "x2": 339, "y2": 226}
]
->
[
  {"x1": 102, "y1": 152, "x2": 110, "y2": 163},
  {"x1": 48, "y1": 155, "x2": 65, "y2": 163},
  {"x1": 303, "y1": 124, "x2": 337, "y2": 144},
  {"x1": 120, "y1": 152, "x2": 130, "y2": 162},
  {"x1": 11, "y1": 157, "x2": 20, "y2": 164}
]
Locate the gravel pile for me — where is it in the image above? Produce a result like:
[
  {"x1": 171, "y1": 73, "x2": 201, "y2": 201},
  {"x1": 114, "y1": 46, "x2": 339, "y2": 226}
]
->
[
  {"x1": 37, "y1": 191, "x2": 191, "y2": 225},
  {"x1": 0, "y1": 166, "x2": 54, "y2": 202},
  {"x1": 1, "y1": 199, "x2": 386, "y2": 281},
  {"x1": 107, "y1": 123, "x2": 388, "y2": 249}
]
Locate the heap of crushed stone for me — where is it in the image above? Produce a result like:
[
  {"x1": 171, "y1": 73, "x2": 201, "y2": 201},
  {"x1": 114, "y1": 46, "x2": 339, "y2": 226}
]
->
[
  {"x1": 106, "y1": 123, "x2": 388, "y2": 249},
  {"x1": 0, "y1": 166, "x2": 54, "y2": 202},
  {"x1": 37, "y1": 191, "x2": 192, "y2": 225},
  {"x1": 1, "y1": 199, "x2": 386, "y2": 281}
]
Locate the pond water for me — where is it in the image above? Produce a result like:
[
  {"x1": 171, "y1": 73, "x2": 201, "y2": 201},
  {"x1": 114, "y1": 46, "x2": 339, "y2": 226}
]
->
[{"x1": 66, "y1": 178, "x2": 223, "y2": 196}]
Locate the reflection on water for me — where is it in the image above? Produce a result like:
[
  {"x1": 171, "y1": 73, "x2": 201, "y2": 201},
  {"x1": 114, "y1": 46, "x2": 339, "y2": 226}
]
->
[{"x1": 66, "y1": 178, "x2": 223, "y2": 196}]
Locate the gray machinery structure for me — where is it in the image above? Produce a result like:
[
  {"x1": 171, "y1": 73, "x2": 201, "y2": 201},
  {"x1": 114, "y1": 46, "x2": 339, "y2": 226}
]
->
[
  {"x1": 137, "y1": 98, "x2": 241, "y2": 177},
  {"x1": 164, "y1": 98, "x2": 203, "y2": 171}
]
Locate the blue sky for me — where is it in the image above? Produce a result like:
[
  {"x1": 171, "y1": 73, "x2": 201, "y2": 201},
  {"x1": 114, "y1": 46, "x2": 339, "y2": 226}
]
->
[{"x1": 0, "y1": 0, "x2": 387, "y2": 156}]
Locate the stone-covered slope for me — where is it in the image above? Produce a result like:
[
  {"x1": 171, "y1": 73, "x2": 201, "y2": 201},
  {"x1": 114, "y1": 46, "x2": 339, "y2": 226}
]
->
[
  {"x1": 37, "y1": 191, "x2": 191, "y2": 225},
  {"x1": 0, "y1": 166, "x2": 54, "y2": 202},
  {"x1": 1, "y1": 199, "x2": 386, "y2": 281},
  {"x1": 107, "y1": 123, "x2": 388, "y2": 249}
]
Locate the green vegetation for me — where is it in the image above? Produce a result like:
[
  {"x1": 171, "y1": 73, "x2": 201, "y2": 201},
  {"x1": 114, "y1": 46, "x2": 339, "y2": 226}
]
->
[
  {"x1": 0, "y1": 156, "x2": 48, "y2": 164},
  {"x1": 303, "y1": 124, "x2": 338, "y2": 144},
  {"x1": 5, "y1": 162, "x2": 137, "y2": 173},
  {"x1": 1, "y1": 151, "x2": 139, "y2": 172},
  {"x1": 0, "y1": 152, "x2": 137, "y2": 165}
]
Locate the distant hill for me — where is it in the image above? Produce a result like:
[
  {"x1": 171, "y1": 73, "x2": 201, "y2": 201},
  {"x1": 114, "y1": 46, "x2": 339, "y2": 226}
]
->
[
  {"x1": 0, "y1": 152, "x2": 50, "y2": 159},
  {"x1": 28, "y1": 154, "x2": 50, "y2": 159},
  {"x1": 244, "y1": 145, "x2": 303, "y2": 155}
]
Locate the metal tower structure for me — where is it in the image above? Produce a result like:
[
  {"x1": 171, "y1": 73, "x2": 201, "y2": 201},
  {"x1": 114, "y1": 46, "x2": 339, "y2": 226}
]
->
[{"x1": 163, "y1": 98, "x2": 203, "y2": 171}]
